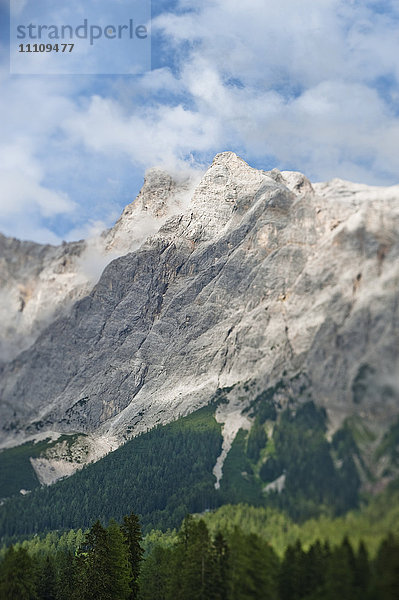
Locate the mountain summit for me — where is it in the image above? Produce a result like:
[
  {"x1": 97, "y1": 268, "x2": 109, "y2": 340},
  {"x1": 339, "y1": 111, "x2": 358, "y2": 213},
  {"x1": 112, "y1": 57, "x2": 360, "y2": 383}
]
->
[{"x1": 1, "y1": 152, "x2": 399, "y2": 488}]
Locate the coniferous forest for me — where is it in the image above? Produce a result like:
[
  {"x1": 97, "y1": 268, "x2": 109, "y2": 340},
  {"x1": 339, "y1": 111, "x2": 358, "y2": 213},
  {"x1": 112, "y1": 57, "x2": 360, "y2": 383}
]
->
[
  {"x1": 0, "y1": 400, "x2": 376, "y2": 541},
  {"x1": 2, "y1": 402, "x2": 399, "y2": 598},
  {"x1": 1, "y1": 510, "x2": 399, "y2": 600}
]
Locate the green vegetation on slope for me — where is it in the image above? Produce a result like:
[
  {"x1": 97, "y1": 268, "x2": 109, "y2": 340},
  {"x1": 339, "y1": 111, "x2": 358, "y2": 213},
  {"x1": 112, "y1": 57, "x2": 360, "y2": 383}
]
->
[
  {"x1": 0, "y1": 405, "x2": 222, "y2": 540},
  {"x1": 0, "y1": 512, "x2": 144, "y2": 600},
  {"x1": 0, "y1": 386, "x2": 394, "y2": 544},
  {"x1": 0, "y1": 435, "x2": 83, "y2": 499},
  {"x1": 140, "y1": 517, "x2": 399, "y2": 600},
  {"x1": 0, "y1": 437, "x2": 75, "y2": 499},
  {"x1": 376, "y1": 416, "x2": 399, "y2": 471},
  {"x1": 3, "y1": 480, "x2": 399, "y2": 562},
  {"x1": 0, "y1": 441, "x2": 42, "y2": 498},
  {"x1": 267, "y1": 402, "x2": 361, "y2": 519},
  {"x1": 2, "y1": 509, "x2": 399, "y2": 600},
  {"x1": 218, "y1": 400, "x2": 363, "y2": 521},
  {"x1": 6, "y1": 483, "x2": 399, "y2": 563},
  {"x1": 0, "y1": 399, "x2": 368, "y2": 542},
  {"x1": 219, "y1": 428, "x2": 263, "y2": 506},
  {"x1": 200, "y1": 485, "x2": 399, "y2": 558}
]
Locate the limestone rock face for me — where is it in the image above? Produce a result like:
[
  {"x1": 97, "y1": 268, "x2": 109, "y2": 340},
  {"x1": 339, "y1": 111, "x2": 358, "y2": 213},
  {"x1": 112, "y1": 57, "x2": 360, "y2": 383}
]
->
[
  {"x1": 1, "y1": 152, "x2": 399, "y2": 461},
  {"x1": 0, "y1": 168, "x2": 194, "y2": 364},
  {"x1": 0, "y1": 235, "x2": 87, "y2": 364}
]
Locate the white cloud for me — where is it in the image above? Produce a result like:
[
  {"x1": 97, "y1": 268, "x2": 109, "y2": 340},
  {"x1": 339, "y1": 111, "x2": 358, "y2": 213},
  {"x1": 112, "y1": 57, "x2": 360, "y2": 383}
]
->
[
  {"x1": 61, "y1": 94, "x2": 221, "y2": 172},
  {"x1": 1, "y1": 0, "x2": 399, "y2": 243},
  {"x1": 0, "y1": 139, "x2": 77, "y2": 243},
  {"x1": 0, "y1": 142, "x2": 74, "y2": 217},
  {"x1": 148, "y1": 0, "x2": 399, "y2": 182},
  {"x1": 56, "y1": 0, "x2": 399, "y2": 185},
  {"x1": 0, "y1": 67, "x2": 80, "y2": 242}
]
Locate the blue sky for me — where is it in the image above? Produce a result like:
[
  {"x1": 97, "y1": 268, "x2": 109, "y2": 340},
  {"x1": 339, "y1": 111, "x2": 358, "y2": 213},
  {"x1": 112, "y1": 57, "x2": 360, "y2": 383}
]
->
[{"x1": 1, "y1": 0, "x2": 399, "y2": 243}]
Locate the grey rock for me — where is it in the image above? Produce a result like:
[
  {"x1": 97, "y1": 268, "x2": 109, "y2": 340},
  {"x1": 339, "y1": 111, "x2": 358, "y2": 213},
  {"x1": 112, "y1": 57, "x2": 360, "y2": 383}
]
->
[
  {"x1": 0, "y1": 234, "x2": 88, "y2": 363},
  {"x1": 1, "y1": 152, "x2": 399, "y2": 481},
  {"x1": 0, "y1": 168, "x2": 195, "y2": 364}
]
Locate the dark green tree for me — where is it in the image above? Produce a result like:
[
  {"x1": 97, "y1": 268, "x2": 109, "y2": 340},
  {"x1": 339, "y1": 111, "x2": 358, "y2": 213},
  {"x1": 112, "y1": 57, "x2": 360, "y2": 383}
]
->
[
  {"x1": 278, "y1": 540, "x2": 304, "y2": 600},
  {"x1": 246, "y1": 419, "x2": 267, "y2": 462},
  {"x1": 300, "y1": 540, "x2": 327, "y2": 598},
  {"x1": 229, "y1": 527, "x2": 278, "y2": 600},
  {"x1": 324, "y1": 538, "x2": 356, "y2": 600},
  {"x1": 121, "y1": 512, "x2": 144, "y2": 599},
  {"x1": 178, "y1": 518, "x2": 215, "y2": 600},
  {"x1": 107, "y1": 519, "x2": 132, "y2": 600},
  {"x1": 0, "y1": 546, "x2": 38, "y2": 600},
  {"x1": 138, "y1": 545, "x2": 172, "y2": 600},
  {"x1": 37, "y1": 555, "x2": 56, "y2": 600},
  {"x1": 372, "y1": 534, "x2": 399, "y2": 600},
  {"x1": 55, "y1": 550, "x2": 80, "y2": 600},
  {"x1": 78, "y1": 520, "x2": 112, "y2": 600},
  {"x1": 212, "y1": 532, "x2": 230, "y2": 600},
  {"x1": 167, "y1": 515, "x2": 230, "y2": 600},
  {"x1": 353, "y1": 540, "x2": 370, "y2": 600},
  {"x1": 259, "y1": 457, "x2": 283, "y2": 483}
]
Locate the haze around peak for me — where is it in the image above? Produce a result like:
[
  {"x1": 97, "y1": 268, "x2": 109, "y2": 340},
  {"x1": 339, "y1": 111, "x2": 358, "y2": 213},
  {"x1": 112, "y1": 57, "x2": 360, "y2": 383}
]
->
[{"x1": 0, "y1": 0, "x2": 398, "y2": 243}]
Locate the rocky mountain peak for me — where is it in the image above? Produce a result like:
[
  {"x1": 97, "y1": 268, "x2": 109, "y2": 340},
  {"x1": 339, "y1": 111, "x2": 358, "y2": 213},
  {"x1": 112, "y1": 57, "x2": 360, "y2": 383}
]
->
[
  {"x1": 1, "y1": 153, "x2": 399, "y2": 488},
  {"x1": 0, "y1": 167, "x2": 197, "y2": 363}
]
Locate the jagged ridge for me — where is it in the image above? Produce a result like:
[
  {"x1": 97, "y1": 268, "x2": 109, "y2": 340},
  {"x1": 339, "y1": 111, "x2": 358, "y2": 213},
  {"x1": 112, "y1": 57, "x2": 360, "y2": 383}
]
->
[{"x1": 1, "y1": 152, "x2": 399, "y2": 492}]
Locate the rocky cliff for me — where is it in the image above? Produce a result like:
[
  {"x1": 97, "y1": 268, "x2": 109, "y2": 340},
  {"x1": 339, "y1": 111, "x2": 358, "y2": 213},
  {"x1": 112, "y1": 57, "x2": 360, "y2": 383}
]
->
[
  {"x1": 0, "y1": 168, "x2": 192, "y2": 364},
  {"x1": 1, "y1": 152, "x2": 399, "y2": 485}
]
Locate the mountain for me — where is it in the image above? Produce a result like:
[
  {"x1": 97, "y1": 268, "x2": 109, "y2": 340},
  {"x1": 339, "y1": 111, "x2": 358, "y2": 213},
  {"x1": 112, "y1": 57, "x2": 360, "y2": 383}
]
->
[
  {"x1": 1, "y1": 151, "x2": 399, "y2": 500},
  {"x1": 0, "y1": 169, "x2": 192, "y2": 365}
]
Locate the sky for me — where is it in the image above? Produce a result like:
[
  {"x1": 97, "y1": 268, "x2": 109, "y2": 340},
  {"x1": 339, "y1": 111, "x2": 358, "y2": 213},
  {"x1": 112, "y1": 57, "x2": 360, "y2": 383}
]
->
[{"x1": 1, "y1": 0, "x2": 399, "y2": 243}]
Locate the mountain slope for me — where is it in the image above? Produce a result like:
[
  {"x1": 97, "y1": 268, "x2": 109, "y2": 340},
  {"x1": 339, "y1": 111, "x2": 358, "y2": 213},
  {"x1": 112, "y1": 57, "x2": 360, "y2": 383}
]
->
[
  {"x1": 0, "y1": 405, "x2": 222, "y2": 538},
  {"x1": 1, "y1": 399, "x2": 399, "y2": 541},
  {"x1": 0, "y1": 169, "x2": 192, "y2": 364},
  {"x1": 1, "y1": 152, "x2": 399, "y2": 493}
]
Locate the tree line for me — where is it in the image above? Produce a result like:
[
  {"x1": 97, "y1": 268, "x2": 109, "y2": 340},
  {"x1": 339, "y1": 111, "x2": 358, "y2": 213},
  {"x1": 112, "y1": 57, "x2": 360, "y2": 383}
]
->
[
  {"x1": 0, "y1": 405, "x2": 222, "y2": 540},
  {"x1": 1, "y1": 511, "x2": 399, "y2": 600},
  {"x1": 0, "y1": 400, "x2": 370, "y2": 545},
  {"x1": 0, "y1": 512, "x2": 143, "y2": 600}
]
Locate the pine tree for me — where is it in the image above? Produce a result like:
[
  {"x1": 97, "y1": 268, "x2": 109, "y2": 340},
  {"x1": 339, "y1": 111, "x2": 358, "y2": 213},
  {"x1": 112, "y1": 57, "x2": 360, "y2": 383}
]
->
[
  {"x1": 324, "y1": 538, "x2": 356, "y2": 600},
  {"x1": 37, "y1": 555, "x2": 56, "y2": 600},
  {"x1": 121, "y1": 513, "x2": 144, "y2": 600},
  {"x1": 0, "y1": 546, "x2": 38, "y2": 600},
  {"x1": 55, "y1": 550, "x2": 80, "y2": 600},
  {"x1": 78, "y1": 520, "x2": 113, "y2": 600},
  {"x1": 278, "y1": 541, "x2": 303, "y2": 600},
  {"x1": 303, "y1": 540, "x2": 327, "y2": 597},
  {"x1": 229, "y1": 527, "x2": 278, "y2": 600},
  {"x1": 213, "y1": 532, "x2": 230, "y2": 600},
  {"x1": 179, "y1": 518, "x2": 215, "y2": 600},
  {"x1": 372, "y1": 534, "x2": 399, "y2": 600},
  {"x1": 246, "y1": 419, "x2": 267, "y2": 462},
  {"x1": 167, "y1": 516, "x2": 223, "y2": 600},
  {"x1": 353, "y1": 540, "x2": 370, "y2": 600},
  {"x1": 137, "y1": 545, "x2": 172, "y2": 600},
  {"x1": 107, "y1": 519, "x2": 132, "y2": 600}
]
